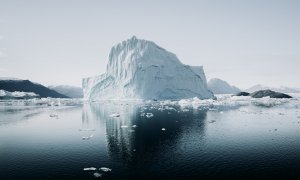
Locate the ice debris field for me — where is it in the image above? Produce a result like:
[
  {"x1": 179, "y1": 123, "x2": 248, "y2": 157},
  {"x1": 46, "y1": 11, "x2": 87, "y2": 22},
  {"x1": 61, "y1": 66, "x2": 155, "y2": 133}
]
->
[{"x1": 1, "y1": 94, "x2": 299, "y2": 112}]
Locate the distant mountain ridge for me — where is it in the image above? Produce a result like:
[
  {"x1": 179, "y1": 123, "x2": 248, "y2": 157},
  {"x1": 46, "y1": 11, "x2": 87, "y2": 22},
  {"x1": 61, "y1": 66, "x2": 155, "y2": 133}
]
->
[
  {"x1": 208, "y1": 78, "x2": 241, "y2": 94},
  {"x1": 0, "y1": 79, "x2": 69, "y2": 98},
  {"x1": 48, "y1": 85, "x2": 83, "y2": 98}
]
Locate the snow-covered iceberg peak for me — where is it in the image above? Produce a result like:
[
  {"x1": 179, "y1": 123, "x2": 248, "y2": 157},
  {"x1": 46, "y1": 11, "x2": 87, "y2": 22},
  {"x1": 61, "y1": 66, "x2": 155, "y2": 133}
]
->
[{"x1": 83, "y1": 36, "x2": 214, "y2": 100}]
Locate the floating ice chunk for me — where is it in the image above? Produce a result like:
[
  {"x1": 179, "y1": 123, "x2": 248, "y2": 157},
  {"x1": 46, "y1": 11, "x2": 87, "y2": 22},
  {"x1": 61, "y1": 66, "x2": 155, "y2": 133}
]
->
[
  {"x1": 140, "y1": 113, "x2": 145, "y2": 117},
  {"x1": 146, "y1": 113, "x2": 154, "y2": 118},
  {"x1": 49, "y1": 114, "x2": 58, "y2": 118},
  {"x1": 82, "y1": 136, "x2": 90, "y2": 140},
  {"x1": 162, "y1": 128, "x2": 166, "y2": 131},
  {"x1": 99, "y1": 167, "x2": 112, "y2": 172},
  {"x1": 78, "y1": 128, "x2": 96, "y2": 131},
  {"x1": 132, "y1": 125, "x2": 138, "y2": 128},
  {"x1": 181, "y1": 109, "x2": 189, "y2": 112},
  {"x1": 121, "y1": 125, "x2": 128, "y2": 128},
  {"x1": 109, "y1": 113, "x2": 120, "y2": 117},
  {"x1": 93, "y1": 172, "x2": 102, "y2": 178},
  {"x1": 89, "y1": 134, "x2": 94, "y2": 138},
  {"x1": 128, "y1": 129, "x2": 135, "y2": 133},
  {"x1": 83, "y1": 167, "x2": 97, "y2": 171}
]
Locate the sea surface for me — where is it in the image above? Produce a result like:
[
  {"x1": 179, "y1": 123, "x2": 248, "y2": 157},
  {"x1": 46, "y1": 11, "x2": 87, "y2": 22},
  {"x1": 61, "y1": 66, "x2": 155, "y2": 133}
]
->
[{"x1": 1, "y1": 95, "x2": 300, "y2": 179}]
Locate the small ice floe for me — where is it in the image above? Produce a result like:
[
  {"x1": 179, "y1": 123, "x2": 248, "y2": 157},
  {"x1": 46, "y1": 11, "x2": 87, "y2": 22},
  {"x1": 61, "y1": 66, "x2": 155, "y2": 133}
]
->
[
  {"x1": 128, "y1": 129, "x2": 135, "y2": 133},
  {"x1": 82, "y1": 136, "x2": 90, "y2": 140},
  {"x1": 208, "y1": 120, "x2": 216, "y2": 123},
  {"x1": 161, "y1": 128, "x2": 166, "y2": 131},
  {"x1": 89, "y1": 134, "x2": 94, "y2": 138},
  {"x1": 78, "y1": 128, "x2": 96, "y2": 132},
  {"x1": 49, "y1": 114, "x2": 58, "y2": 118},
  {"x1": 121, "y1": 125, "x2": 128, "y2": 128},
  {"x1": 99, "y1": 167, "x2": 112, "y2": 172},
  {"x1": 83, "y1": 167, "x2": 97, "y2": 171},
  {"x1": 132, "y1": 125, "x2": 138, "y2": 128},
  {"x1": 140, "y1": 113, "x2": 145, "y2": 117},
  {"x1": 93, "y1": 172, "x2": 102, "y2": 178},
  {"x1": 109, "y1": 113, "x2": 120, "y2": 117},
  {"x1": 146, "y1": 113, "x2": 154, "y2": 118},
  {"x1": 182, "y1": 109, "x2": 189, "y2": 112}
]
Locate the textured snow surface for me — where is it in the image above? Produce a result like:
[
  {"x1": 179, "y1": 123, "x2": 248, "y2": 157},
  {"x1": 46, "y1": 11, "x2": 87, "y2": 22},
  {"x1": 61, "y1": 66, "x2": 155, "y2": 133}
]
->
[{"x1": 83, "y1": 36, "x2": 213, "y2": 100}]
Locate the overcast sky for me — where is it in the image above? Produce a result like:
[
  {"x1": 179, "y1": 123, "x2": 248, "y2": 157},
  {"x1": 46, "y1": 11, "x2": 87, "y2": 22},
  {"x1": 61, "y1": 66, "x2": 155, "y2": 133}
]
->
[{"x1": 0, "y1": 0, "x2": 299, "y2": 89}]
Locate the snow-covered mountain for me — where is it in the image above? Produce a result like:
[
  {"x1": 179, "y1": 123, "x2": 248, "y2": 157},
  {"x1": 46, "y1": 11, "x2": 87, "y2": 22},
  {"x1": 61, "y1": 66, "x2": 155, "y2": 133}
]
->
[
  {"x1": 245, "y1": 85, "x2": 300, "y2": 93},
  {"x1": 0, "y1": 79, "x2": 69, "y2": 98},
  {"x1": 83, "y1": 36, "x2": 213, "y2": 100},
  {"x1": 48, "y1": 85, "x2": 83, "y2": 98},
  {"x1": 208, "y1": 78, "x2": 241, "y2": 94}
]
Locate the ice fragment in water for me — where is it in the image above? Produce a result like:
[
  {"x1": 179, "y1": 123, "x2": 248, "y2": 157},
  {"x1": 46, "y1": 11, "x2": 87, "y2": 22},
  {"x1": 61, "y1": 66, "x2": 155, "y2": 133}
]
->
[
  {"x1": 121, "y1": 125, "x2": 128, "y2": 128},
  {"x1": 146, "y1": 113, "x2": 154, "y2": 118},
  {"x1": 49, "y1": 114, "x2": 58, "y2": 118},
  {"x1": 82, "y1": 136, "x2": 90, "y2": 140},
  {"x1": 93, "y1": 172, "x2": 102, "y2": 178},
  {"x1": 83, "y1": 167, "x2": 96, "y2": 171},
  {"x1": 132, "y1": 125, "x2": 138, "y2": 128},
  {"x1": 99, "y1": 167, "x2": 112, "y2": 172},
  {"x1": 109, "y1": 113, "x2": 120, "y2": 117},
  {"x1": 162, "y1": 128, "x2": 166, "y2": 131},
  {"x1": 78, "y1": 128, "x2": 96, "y2": 131}
]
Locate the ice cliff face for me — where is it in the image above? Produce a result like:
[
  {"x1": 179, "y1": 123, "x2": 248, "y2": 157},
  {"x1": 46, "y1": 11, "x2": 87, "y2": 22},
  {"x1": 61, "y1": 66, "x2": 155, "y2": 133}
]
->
[{"x1": 83, "y1": 36, "x2": 213, "y2": 100}]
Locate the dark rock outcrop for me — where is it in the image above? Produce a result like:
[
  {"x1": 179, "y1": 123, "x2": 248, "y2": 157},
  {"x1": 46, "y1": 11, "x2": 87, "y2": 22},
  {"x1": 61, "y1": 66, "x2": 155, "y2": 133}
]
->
[
  {"x1": 250, "y1": 90, "x2": 292, "y2": 99},
  {"x1": 236, "y1": 92, "x2": 250, "y2": 96}
]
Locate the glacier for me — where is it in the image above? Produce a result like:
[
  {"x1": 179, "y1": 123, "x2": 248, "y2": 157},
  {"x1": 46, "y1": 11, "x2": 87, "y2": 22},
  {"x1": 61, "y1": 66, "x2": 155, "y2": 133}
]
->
[{"x1": 83, "y1": 36, "x2": 214, "y2": 100}]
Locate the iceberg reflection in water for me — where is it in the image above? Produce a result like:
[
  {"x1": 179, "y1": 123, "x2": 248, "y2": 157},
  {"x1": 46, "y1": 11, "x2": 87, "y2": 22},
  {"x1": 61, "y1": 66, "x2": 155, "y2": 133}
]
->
[{"x1": 1, "y1": 96, "x2": 300, "y2": 179}]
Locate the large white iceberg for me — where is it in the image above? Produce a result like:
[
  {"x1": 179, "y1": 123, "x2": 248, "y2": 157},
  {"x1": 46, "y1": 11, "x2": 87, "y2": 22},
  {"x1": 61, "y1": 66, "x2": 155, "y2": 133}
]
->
[{"x1": 83, "y1": 36, "x2": 213, "y2": 100}]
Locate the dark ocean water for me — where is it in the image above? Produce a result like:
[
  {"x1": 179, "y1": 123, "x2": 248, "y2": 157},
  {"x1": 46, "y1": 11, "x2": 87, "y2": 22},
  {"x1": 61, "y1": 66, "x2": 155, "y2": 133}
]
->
[{"x1": 1, "y1": 99, "x2": 300, "y2": 179}]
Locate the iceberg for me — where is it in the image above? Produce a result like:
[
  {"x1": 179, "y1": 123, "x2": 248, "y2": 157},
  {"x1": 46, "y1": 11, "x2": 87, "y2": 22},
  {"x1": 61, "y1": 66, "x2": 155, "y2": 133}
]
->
[{"x1": 83, "y1": 36, "x2": 213, "y2": 100}]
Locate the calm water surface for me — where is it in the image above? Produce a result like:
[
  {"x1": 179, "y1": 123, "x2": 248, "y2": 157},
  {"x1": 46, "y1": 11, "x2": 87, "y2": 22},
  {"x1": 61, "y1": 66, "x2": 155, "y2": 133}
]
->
[{"x1": 1, "y1": 99, "x2": 300, "y2": 179}]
